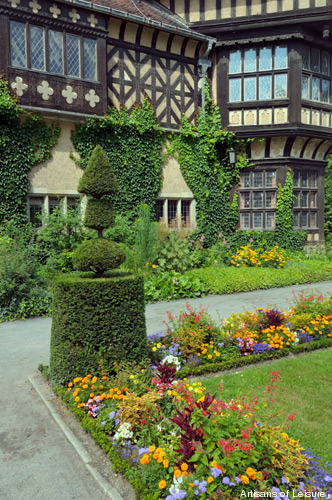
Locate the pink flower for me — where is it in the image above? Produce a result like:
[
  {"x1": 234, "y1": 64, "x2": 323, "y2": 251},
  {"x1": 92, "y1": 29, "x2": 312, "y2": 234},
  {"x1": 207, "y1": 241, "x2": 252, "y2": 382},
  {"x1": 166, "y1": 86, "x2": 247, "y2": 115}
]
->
[
  {"x1": 227, "y1": 245, "x2": 230, "y2": 249},
  {"x1": 200, "y1": 235, "x2": 205, "y2": 242},
  {"x1": 223, "y1": 240, "x2": 227, "y2": 245},
  {"x1": 249, "y1": 238, "x2": 254, "y2": 243},
  {"x1": 218, "y1": 233, "x2": 223, "y2": 238}
]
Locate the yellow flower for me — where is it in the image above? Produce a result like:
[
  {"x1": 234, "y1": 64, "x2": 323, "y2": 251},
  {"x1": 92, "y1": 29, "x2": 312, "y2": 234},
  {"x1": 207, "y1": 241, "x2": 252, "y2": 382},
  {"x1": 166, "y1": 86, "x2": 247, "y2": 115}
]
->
[
  {"x1": 181, "y1": 463, "x2": 188, "y2": 471},
  {"x1": 207, "y1": 476, "x2": 213, "y2": 483},
  {"x1": 149, "y1": 445, "x2": 156, "y2": 453},
  {"x1": 174, "y1": 469, "x2": 182, "y2": 478},
  {"x1": 75, "y1": 396, "x2": 80, "y2": 402},
  {"x1": 163, "y1": 459, "x2": 169, "y2": 468},
  {"x1": 241, "y1": 475, "x2": 250, "y2": 484},
  {"x1": 159, "y1": 480, "x2": 167, "y2": 489}
]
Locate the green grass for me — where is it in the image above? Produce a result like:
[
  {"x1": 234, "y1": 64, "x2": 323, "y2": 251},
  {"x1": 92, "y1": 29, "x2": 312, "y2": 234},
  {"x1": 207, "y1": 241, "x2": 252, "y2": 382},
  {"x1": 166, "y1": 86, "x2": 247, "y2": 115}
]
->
[
  {"x1": 187, "y1": 259, "x2": 332, "y2": 294},
  {"x1": 201, "y1": 348, "x2": 332, "y2": 465}
]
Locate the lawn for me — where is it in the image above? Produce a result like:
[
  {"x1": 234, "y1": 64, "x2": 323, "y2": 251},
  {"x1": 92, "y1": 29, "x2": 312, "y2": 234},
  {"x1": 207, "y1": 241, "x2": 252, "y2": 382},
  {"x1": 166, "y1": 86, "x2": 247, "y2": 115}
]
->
[
  {"x1": 186, "y1": 260, "x2": 332, "y2": 295},
  {"x1": 202, "y1": 348, "x2": 332, "y2": 465}
]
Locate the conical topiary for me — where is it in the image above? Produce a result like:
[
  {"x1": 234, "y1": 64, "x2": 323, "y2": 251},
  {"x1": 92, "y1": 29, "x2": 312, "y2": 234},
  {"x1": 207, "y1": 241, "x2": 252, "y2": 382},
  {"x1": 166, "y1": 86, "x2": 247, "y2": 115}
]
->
[{"x1": 73, "y1": 145, "x2": 125, "y2": 276}]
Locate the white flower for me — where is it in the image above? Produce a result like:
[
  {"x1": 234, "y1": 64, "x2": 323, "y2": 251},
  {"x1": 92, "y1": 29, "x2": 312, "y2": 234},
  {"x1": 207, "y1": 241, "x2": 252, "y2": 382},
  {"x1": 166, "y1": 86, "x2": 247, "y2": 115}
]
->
[
  {"x1": 113, "y1": 422, "x2": 133, "y2": 441},
  {"x1": 161, "y1": 355, "x2": 181, "y2": 370},
  {"x1": 169, "y1": 475, "x2": 184, "y2": 494}
]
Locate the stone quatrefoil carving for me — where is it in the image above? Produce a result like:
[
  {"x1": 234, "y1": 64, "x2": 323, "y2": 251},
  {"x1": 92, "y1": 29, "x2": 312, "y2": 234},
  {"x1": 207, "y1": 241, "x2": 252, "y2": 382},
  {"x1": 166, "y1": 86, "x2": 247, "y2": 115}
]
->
[
  {"x1": 11, "y1": 76, "x2": 28, "y2": 96},
  {"x1": 50, "y1": 3, "x2": 61, "y2": 18},
  {"x1": 29, "y1": 0, "x2": 41, "y2": 13},
  {"x1": 62, "y1": 85, "x2": 78, "y2": 104},
  {"x1": 85, "y1": 89, "x2": 100, "y2": 108},
  {"x1": 8, "y1": 0, "x2": 20, "y2": 7},
  {"x1": 87, "y1": 13, "x2": 98, "y2": 27},
  {"x1": 37, "y1": 81, "x2": 54, "y2": 100},
  {"x1": 69, "y1": 8, "x2": 80, "y2": 23}
]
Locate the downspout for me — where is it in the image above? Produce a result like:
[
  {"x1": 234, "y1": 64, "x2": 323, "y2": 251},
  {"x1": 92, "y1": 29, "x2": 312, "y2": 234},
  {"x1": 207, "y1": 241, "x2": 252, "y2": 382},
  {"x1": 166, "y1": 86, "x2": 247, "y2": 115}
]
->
[{"x1": 198, "y1": 38, "x2": 215, "y2": 113}]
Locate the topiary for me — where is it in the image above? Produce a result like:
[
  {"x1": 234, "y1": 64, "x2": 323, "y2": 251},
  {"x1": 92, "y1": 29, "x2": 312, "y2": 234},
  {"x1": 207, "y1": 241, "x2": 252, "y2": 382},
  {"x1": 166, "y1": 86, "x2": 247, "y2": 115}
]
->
[
  {"x1": 73, "y1": 145, "x2": 125, "y2": 276},
  {"x1": 72, "y1": 239, "x2": 126, "y2": 276}
]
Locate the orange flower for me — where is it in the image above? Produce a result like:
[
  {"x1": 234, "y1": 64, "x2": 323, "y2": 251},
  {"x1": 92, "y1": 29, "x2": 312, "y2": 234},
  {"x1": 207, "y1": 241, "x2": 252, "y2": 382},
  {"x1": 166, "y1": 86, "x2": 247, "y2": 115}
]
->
[
  {"x1": 207, "y1": 477, "x2": 213, "y2": 484},
  {"x1": 140, "y1": 454, "x2": 149, "y2": 465},
  {"x1": 75, "y1": 396, "x2": 80, "y2": 402},
  {"x1": 174, "y1": 469, "x2": 181, "y2": 478},
  {"x1": 241, "y1": 475, "x2": 250, "y2": 484},
  {"x1": 159, "y1": 480, "x2": 166, "y2": 489},
  {"x1": 181, "y1": 463, "x2": 188, "y2": 472},
  {"x1": 163, "y1": 459, "x2": 169, "y2": 469},
  {"x1": 246, "y1": 467, "x2": 256, "y2": 480}
]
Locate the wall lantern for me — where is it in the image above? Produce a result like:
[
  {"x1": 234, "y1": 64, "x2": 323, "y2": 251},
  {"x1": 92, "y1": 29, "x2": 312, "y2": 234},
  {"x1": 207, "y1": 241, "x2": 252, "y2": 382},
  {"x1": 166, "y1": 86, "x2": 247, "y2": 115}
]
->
[{"x1": 228, "y1": 149, "x2": 236, "y2": 165}]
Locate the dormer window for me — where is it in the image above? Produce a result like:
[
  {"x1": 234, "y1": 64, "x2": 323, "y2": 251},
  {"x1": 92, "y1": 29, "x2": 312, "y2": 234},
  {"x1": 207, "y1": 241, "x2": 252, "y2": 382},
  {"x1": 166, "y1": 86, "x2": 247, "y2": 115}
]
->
[{"x1": 10, "y1": 20, "x2": 97, "y2": 81}]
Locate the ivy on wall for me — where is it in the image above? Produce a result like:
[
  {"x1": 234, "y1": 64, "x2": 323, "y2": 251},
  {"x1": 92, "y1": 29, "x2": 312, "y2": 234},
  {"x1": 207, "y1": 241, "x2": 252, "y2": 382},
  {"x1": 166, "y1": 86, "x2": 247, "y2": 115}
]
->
[
  {"x1": 0, "y1": 79, "x2": 60, "y2": 224},
  {"x1": 275, "y1": 169, "x2": 294, "y2": 247},
  {"x1": 171, "y1": 78, "x2": 252, "y2": 247},
  {"x1": 324, "y1": 156, "x2": 332, "y2": 241},
  {"x1": 71, "y1": 99, "x2": 164, "y2": 221}
]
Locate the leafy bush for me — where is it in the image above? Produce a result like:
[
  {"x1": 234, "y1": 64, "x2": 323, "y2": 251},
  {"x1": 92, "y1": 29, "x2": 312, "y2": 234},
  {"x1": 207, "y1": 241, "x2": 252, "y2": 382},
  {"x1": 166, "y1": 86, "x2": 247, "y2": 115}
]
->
[
  {"x1": 0, "y1": 224, "x2": 51, "y2": 321},
  {"x1": 144, "y1": 271, "x2": 208, "y2": 303},
  {"x1": 130, "y1": 204, "x2": 159, "y2": 271},
  {"x1": 157, "y1": 228, "x2": 194, "y2": 274}
]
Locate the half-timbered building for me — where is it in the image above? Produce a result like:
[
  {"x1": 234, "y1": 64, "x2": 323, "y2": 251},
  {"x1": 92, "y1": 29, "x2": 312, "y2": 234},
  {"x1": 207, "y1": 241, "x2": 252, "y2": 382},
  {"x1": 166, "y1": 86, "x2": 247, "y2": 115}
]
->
[{"x1": 1, "y1": 0, "x2": 332, "y2": 241}]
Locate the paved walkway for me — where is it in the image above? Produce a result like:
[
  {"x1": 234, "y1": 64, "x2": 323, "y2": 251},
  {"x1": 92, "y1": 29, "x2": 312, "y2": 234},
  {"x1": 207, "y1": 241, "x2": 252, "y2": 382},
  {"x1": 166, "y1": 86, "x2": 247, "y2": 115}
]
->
[{"x1": 1, "y1": 281, "x2": 332, "y2": 500}]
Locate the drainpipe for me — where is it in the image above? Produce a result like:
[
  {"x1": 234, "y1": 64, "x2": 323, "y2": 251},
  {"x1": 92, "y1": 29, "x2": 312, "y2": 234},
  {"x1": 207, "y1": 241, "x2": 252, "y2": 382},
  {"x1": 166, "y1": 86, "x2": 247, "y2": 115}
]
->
[{"x1": 198, "y1": 38, "x2": 215, "y2": 113}]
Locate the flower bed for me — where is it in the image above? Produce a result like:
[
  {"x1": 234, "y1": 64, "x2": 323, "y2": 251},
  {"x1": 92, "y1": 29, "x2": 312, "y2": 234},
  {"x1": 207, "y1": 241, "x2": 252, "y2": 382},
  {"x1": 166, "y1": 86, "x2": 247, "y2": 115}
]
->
[{"x1": 58, "y1": 290, "x2": 332, "y2": 499}]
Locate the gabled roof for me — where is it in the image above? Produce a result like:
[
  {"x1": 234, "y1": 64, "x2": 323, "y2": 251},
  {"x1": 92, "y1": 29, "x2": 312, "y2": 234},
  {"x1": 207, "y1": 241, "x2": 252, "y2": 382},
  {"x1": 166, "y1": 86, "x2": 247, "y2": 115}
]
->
[{"x1": 93, "y1": 0, "x2": 188, "y2": 30}]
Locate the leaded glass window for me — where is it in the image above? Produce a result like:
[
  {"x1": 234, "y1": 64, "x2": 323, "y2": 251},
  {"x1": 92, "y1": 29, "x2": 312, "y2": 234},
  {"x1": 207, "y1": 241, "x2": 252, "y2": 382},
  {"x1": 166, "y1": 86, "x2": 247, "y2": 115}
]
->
[
  {"x1": 228, "y1": 46, "x2": 288, "y2": 103},
  {"x1": 9, "y1": 22, "x2": 97, "y2": 81},
  {"x1": 293, "y1": 170, "x2": 318, "y2": 229},
  {"x1": 259, "y1": 75, "x2": 271, "y2": 100},
  {"x1": 10, "y1": 21, "x2": 26, "y2": 68},
  {"x1": 275, "y1": 73, "x2": 287, "y2": 98},
  {"x1": 275, "y1": 46, "x2": 287, "y2": 69},
  {"x1": 259, "y1": 48, "x2": 272, "y2": 71},
  {"x1": 49, "y1": 30, "x2": 63, "y2": 74},
  {"x1": 67, "y1": 34, "x2": 80, "y2": 77},
  {"x1": 266, "y1": 212, "x2": 275, "y2": 229},
  {"x1": 253, "y1": 212, "x2": 263, "y2": 228},
  {"x1": 302, "y1": 75, "x2": 309, "y2": 99},
  {"x1": 244, "y1": 77, "x2": 256, "y2": 101},
  {"x1": 229, "y1": 51, "x2": 241, "y2": 74},
  {"x1": 30, "y1": 26, "x2": 44, "y2": 71},
  {"x1": 229, "y1": 78, "x2": 241, "y2": 102},
  {"x1": 83, "y1": 38, "x2": 96, "y2": 80},
  {"x1": 244, "y1": 49, "x2": 256, "y2": 73}
]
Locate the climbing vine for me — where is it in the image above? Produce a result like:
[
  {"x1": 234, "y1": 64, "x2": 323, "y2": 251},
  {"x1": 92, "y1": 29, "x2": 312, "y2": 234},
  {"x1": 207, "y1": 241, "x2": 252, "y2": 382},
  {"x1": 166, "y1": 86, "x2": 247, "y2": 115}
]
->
[
  {"x1": 71, "y1": 99, "x2": 164, "y2": 221},
  {"x1": 171, "y1": 78, "x2": 252, "y2": 247},
  {"x1": 275, "y1": 169, "x2": 295, "y2": 248},
  {"x1": 0, "y1": 78, "x2": 60, "y2": 224},
  {"x1": 324, "y1": 155, "x2": 332, "y2": 241}
]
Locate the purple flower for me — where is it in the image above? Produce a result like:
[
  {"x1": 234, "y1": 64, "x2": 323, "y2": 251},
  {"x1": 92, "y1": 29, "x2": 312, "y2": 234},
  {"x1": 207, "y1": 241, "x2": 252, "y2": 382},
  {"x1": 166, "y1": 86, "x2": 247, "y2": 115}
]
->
[
  {"x1": 102, "y1": 421, "x2": 106, "y2": 425},
  {"x1": 211, "y1": 467, "x2": 222, "y2": 478},
  {"x1": 235, "y1": 477, "x2": 241, "y2": 484},
  {"x1": 222, "y1": 477, "x2": 230, "y2": 485}
]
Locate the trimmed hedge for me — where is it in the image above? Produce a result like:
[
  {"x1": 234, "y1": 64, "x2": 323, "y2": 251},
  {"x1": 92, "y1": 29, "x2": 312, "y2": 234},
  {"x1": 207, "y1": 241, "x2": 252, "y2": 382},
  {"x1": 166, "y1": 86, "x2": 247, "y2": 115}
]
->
[
  {"x1": 72, "y1": 239, "x2": 126, "y2": 275},
  {"x1": 49, "y1": 273, "x2": 147, "y2": 385},
  {"x1": 84, "y1": 198, "x2": 114, "y2": 229}
]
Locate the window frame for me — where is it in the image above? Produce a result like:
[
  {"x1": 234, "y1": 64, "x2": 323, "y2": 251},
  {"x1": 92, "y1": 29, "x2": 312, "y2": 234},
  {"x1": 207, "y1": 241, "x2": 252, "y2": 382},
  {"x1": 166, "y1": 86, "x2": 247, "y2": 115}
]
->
[
  {"x1": 9, "y1": 20, "x2": 98, "y2": 82},
  {"x1": 292, "y1": 170, "x2": 318, "y2": 230},
  {"x1": 239, "y1": 169, "x2": 277, "y2": 230},
  {"x1": 228, "y1": 45, "x2": 288, "y2": 103},
  {"x1": 301, "y1": 45, "x2": 332, "y2": 104}
]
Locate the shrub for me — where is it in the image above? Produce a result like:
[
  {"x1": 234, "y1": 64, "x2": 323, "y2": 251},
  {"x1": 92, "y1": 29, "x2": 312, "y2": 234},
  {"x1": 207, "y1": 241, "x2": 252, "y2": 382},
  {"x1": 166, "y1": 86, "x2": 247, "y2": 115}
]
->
[
  {"x1": 72, "y1": 239, "x2": 126, "y2": 276},
  {"x1": 157, "y1": 227, "x2": 194, "y2": 273},
  {"x1": 73, "y1": 145, "x2": 126, "y2": 275},
  {"x1": 173, "y1": 326, "x2": 207, "y2": 359},
  {"x1": 132, "y1": 204, "x2": 159, "y2": 271},
  {"x1": 0, "y1": 232, "x2": 50, "y2": 320},
  {"x1": 144, "y1": 270, "x2": 208, "y2": 303},
  {"x1": 49, "y1": 273, "x2": 147, "y2": 385}
]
